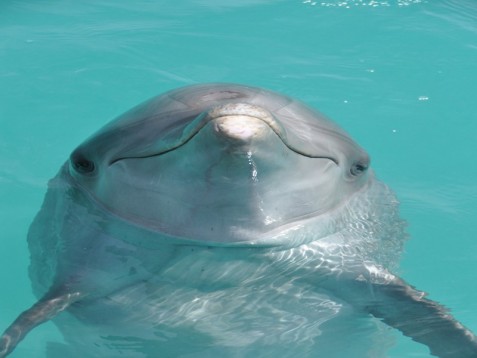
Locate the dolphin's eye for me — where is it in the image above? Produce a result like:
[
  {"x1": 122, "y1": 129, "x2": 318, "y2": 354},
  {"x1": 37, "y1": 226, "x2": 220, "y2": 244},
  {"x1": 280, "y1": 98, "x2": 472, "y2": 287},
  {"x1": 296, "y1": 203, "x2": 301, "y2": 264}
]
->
[
  {"x1": 71, "y1": 154, "x2": 95, "y2": 174},
  {"x1": 350, "y1": 162, "x2": 368, "y2": 176}
]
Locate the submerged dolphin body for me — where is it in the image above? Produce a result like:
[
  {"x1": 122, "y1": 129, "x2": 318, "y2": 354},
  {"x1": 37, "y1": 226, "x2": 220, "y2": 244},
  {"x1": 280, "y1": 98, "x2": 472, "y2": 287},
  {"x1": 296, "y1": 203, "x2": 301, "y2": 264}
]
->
[{"x1": 1, "y1": 84, "x2": 476, "y2": 357}]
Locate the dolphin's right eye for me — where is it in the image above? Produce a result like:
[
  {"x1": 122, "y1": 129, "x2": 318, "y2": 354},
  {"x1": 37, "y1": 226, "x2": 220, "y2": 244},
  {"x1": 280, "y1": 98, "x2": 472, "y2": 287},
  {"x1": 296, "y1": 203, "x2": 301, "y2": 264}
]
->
[{"x1": 71, "y1": 153, "x2": 95, "y2": 174}]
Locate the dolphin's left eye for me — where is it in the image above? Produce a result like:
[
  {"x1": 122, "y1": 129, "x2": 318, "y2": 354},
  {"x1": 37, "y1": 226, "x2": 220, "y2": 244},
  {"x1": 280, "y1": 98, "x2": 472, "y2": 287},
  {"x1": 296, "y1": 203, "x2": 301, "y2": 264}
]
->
[{"x1": 350, "y1": 162, "x2": 368, "y2": 176}]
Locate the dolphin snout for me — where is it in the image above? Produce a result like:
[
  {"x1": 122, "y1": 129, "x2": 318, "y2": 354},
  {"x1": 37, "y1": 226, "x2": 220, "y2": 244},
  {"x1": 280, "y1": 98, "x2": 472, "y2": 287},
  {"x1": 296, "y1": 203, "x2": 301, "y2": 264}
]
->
[
  {"x1": 213, "y1": 116, "x2": 269, "y2": 142},
  {"x1": 207, "y1": 103, "x2": 282, "y2": 143}
]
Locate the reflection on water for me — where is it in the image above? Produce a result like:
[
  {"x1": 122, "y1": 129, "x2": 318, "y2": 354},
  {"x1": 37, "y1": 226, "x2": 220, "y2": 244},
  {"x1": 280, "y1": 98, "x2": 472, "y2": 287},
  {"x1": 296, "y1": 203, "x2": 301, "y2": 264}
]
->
[{"x1": 302, "y1": 0, "x2": 426, "y2": 8}]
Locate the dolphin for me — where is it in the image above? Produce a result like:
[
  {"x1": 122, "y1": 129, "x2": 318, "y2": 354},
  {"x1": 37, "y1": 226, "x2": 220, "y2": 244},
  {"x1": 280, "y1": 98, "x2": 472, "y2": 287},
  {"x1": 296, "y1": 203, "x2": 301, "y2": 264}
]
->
[{"x1": 1, "y1": 83, "x2": 476, "y2": 357}]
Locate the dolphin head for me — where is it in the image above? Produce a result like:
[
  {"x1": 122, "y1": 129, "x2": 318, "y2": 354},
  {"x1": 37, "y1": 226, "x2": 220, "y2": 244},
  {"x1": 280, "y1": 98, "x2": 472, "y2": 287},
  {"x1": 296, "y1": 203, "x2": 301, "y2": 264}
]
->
[{"x1": 68, "y1": 84, "x2": 370, "y2": 243}]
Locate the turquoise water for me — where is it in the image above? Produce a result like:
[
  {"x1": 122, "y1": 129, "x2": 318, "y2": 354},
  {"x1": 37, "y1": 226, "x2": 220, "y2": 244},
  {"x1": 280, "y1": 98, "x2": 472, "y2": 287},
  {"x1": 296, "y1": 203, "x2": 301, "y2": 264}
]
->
[{"x1": 1, "y1": 0, "x2": 477, "y2": 357}]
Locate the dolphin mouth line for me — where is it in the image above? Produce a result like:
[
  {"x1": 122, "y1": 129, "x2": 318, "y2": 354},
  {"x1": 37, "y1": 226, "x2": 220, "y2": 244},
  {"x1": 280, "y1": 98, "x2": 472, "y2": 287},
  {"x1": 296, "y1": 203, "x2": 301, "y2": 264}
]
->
[{"x1": 110, "y1": 104, "x2": 339, "y2": 166}]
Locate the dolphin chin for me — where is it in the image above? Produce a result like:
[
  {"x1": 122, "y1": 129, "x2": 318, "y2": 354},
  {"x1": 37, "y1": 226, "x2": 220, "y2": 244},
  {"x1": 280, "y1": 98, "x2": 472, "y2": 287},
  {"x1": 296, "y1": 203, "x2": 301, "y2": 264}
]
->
[{"x1": 1, "y1": 83, "x2": 476, "y2": 358}]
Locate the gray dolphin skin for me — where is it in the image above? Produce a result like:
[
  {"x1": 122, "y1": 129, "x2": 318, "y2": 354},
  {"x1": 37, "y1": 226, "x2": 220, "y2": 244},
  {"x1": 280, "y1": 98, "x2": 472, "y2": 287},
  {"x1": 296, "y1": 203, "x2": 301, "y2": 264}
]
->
[{"x1": 1, "y1": 83, "x2": 476, "y2": 357}]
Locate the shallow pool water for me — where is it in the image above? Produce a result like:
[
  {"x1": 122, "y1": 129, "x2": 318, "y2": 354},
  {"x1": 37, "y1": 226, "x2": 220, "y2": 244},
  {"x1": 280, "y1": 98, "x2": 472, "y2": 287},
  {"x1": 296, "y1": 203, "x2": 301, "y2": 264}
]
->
[{"x1": 1, "y1": 0, "x2": 477, "y2": 357}]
